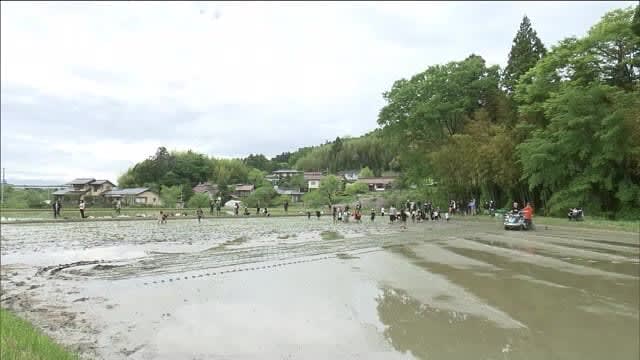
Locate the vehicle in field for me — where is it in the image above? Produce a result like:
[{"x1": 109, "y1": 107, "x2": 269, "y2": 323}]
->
[
  {"x1": 504, "y1": 211, "x2": 531, "y2": 230},
  {"x1": 568, "y1": 208, "x2": 584, "y2": 221}
]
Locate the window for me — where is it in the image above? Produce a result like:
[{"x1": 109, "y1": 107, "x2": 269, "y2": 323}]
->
[{"x1": 135, "y1": 197, "x2": 147, "y2": 204}]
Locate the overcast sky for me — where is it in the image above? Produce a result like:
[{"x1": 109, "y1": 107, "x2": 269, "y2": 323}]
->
[{"x1": 1, "y1": 1, "x2": 635, "y2": 184}]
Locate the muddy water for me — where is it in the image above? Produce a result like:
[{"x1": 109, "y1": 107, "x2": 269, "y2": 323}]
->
[{"x1": 1, "y1": 217, "x2": 638, "y2": 359}]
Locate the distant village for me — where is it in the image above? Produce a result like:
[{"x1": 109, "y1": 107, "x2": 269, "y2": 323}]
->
[{"x1": 45, "y1": 170, "x2": 397, "y2": 207}]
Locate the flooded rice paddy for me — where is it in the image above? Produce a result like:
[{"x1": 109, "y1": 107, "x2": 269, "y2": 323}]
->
[{"x1": 1, "y1": 217, "x2": 638, "y2": 359}]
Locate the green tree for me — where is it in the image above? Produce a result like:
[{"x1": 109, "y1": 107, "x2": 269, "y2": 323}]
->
[
  {"x1": 160, "y1": 185, "x2": 182, "y2": 208},
  {"x1": 244, "y1": 154, "x2": 272, "y2": 172},
  {"x1": 247, "y1": 169, "x2": 267, "y2": 187},
  {"x1": 378, "y1": 54, "x2": 501, "y2": 183},
  {"x1": 358, "y1": 166, "x2": 374, "y2": 178},
  {"x1": 187, "y1": 193, "x2": 210, "y2": 209},
  {"x1": 302, "y1": 190, "x2": 324, "y2": 208},
  {"x1": 632, "y1": 4, "x2": 640, "y2": 37},
  {"x1": 517, "y1": 84, "x2": 640, "y2": 217},
  {"x1": 345, "y1": 182, "x2": 369, "y2": 196},
  {"x1": 243, "y1": 186, "x2": 277, "y2": 208},
  {"x1": 503, "y1": 15, "x2": 547, "y2": 93},
  {"x1": 318, "y1": 175, "x2": 342, "y2": 206}
]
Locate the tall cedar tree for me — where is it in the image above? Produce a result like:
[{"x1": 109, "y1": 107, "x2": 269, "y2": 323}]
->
[
  {"x1": 632, "y1": 5, "x2": 640, "y2": 36},
  {"x1": 503, "y1": 16, "x2": 547, "y2": 93}
]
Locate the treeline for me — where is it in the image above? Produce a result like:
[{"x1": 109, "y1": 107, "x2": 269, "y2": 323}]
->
[
  {"x1": 117, "y1": 147, "x2": 268, "y2": 205},
  {"x1": 292, "y1": 131, "x2": 399, "y2": 175},
  {"x1": 377, "y1": 7, "x2": 639, "y2": 218}
]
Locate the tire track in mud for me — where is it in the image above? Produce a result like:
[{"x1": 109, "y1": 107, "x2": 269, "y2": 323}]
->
[{"x1": 36, "y1": 233, "x2": 396, "y2": 281}]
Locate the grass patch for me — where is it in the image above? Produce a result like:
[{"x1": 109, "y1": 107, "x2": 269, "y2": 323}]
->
[
  {"x1": 320, "y1": 230, "x2": 344, "y2": 240},
  {"x1": 0, "y1": 307, "x2": 78, "y2": 360},
  {"x1": 460, "y1": 214, "x2": 639, "y2": 233}
]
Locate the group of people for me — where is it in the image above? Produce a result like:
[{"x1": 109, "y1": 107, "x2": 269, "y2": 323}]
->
[
  {"x1": 331, "y1": 202, "x2": 370, "y2": 224},
  {"x1": 510, "y1": 201, "x2": 534, "y2": 227},
  {"x1": 52, "y1": 198, "x2": 123, "y2": 219}
]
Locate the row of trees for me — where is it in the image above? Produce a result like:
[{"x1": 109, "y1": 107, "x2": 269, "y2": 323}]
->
[{"x1": 377, "y1": 6, "x2": 639, "y2": 218}]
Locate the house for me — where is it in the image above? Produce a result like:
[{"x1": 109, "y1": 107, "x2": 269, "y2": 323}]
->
[
  {"x1": 338, "y1": 170, "x2": 359, "y2": 183},
  {"x1": 303, "y1": 172, "x2": 324, "y2": 191},
  {"x1": 192, "y1": 182, "x2": 219, "y2": 199},
  {"x1": 276, "y1": 187, "x2": 304, "y2": 203},
  {"x1": 234, "y1": 184, "x2": 255, "y2": 198},
  {"x1": 356, "y1": 176, "x2": 397, "y2": 192},
  {"x1": 103, "y1": 188, "x2": 162, "y2": 206},
  {"x1": 272, "y1": 169, "x2": 302, "y2": 179},
  {"x1": 53, "y1": 178, "x2": 116, "y2": 202},
  {"x1": 265, "y1": 174, "x2": 280, "y2": 186}
]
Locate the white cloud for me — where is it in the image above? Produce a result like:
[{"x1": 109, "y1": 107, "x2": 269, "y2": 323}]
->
[{"x1": 1, "y1": 1, "x2": 636, "y2": 183}]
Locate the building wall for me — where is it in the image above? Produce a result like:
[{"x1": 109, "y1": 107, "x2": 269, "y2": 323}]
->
[
  {"x1": 133, "y1": 191, "x2": 162, "y2": 206},
  {"x1": 89, "y1": 183, "x2": 114, "y2": 196}
]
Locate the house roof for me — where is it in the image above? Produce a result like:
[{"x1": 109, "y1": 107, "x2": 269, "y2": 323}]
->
[
  {"x1": 104, "y1": 188, "x2": 151, "y2": 196},
  {"x1": 66, "y1": 178, "x2": 95, "y2": 185},
  {"x1": 273, "y1": 169, "x2": 301, "y2": 174},
  {"x1": 52, "y1": 188, "x2": 88, "y2": 196},
  {"x1": 303, "y1": 172, "x2": 324, "y2": 181},
  {"x1": 235, "y1": 184, "x2": 255, "y2": 192},
  {"x1": 193, "y1": 182, "x2": 218, "y2": 193},
  {"x1": 356, "y1": 177, "x2": 396, "y2": 185},
  {"x1": 91, "y1": 180, "x2": 115, "y2": 185}
]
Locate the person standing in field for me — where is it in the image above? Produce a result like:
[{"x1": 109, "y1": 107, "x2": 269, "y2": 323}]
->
[
  {"x1": 284, "y1": 200, "x2": 289, "y2": 214},
  {"x1": 400, "y1": 208, "x2": 408, "y2": 229},
  {"x1": 196, "y1": 207, "x2": 204, "y2": 223},
  {"x1": 79, "y1": 200, "x2": 86, "y2": 219},
  {"x1": 52, "y1": 200, "x2": 60, "y2": 219},
  {"x1": 389, "y1": 206, "x2": 397, "y2": 223},
  {"x1": 381, "y1": 207, "x2": 385, "y2": 217},
  {"x1": 522, "y1": 202, "x2": 534, "y2": 228},
  {"x1": 158, "y1": 211, "x2": 168, "y2": 224},
  {"x1": 370, "y1": 208, "x2": 376, "y2": 222},
  {"x1": 116, "y1": 199, "x2": 122, "y2": 215},
  {"x1": 332, "y1": 207, "x2": 337, "y2": 223},
  {"x1": 216, "y1": 201, "x2": 221, "y2": 216},
  {"x1": 210, "y1": 199, "x2": 215, "y2": 215}
]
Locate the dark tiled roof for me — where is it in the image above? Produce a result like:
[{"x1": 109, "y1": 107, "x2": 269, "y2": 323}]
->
[
  {"x1": 356, "y1": 177, "x2": 397, "y2": 185},
  {"x1": 52, "y1": 189, "x2": 88, "y2": 195},
  {"x1": 104, "y1": 188, "x2": 150, "y2": 196},
  {"x1": 235, "y1": 184, "x2": 255, "y2": 192},
  {"x1": 66, "y1": 178, "x2": 95, "y2": 185},
  {"x1": 91, "y1": 180, "x2": 115, "y2": 185},
  {"x1": 193, "y1": 182, "x2": 218, "y2": 193}
]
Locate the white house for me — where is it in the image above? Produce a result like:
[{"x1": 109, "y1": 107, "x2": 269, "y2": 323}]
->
[{"x1": 303, "y1": 172, "x2": 324, "y2": 191}]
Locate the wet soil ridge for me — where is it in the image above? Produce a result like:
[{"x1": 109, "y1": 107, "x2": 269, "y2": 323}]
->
[{"x1": 43, "y1": 233, "x2": 389, "y2": 281}]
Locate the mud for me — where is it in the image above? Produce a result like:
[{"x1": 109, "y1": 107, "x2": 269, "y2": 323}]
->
[{"x1": 1, "y1": 217, "x2": 638, "y2": 359}]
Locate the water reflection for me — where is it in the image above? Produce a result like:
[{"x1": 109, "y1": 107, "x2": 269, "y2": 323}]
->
[
  {"x1": 376, "y1": 286, "x2": 528, "y2": 359},
  {"x1": 379, "y1": 245, "x2": 640, "y2": 360}
]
